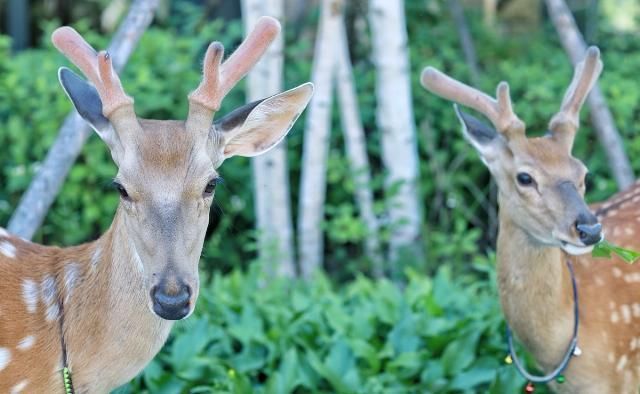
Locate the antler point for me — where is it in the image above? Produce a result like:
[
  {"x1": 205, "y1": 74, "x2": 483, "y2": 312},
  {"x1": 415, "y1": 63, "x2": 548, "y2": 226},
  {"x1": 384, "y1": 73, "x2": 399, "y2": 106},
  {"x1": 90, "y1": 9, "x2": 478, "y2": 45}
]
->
[
  {"x1": 420, "y1": 67, "x2": 440, "y2": 88},
  {"x1": 256, "y1": 15, "x2": 282, "y2": 35},
  {"x1": 586, "y1": 46, "x2": 600, "y2": 58}
]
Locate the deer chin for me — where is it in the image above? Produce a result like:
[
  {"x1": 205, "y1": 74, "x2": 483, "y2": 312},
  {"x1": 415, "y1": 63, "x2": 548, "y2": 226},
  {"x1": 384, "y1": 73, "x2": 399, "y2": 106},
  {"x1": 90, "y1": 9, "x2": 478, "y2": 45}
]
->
[{"x1": 559, "y1": 240, "x2": 594, "y2": 256}]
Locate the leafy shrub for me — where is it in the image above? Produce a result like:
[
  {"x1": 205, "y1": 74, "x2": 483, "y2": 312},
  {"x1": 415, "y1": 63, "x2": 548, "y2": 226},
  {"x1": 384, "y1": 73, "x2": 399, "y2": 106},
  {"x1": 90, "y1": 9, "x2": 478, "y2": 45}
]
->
[
  {"x1": 1, "y1": 3, "x2": 639, "y2": 393},
  {"x1": 114, "y1": 261, "x2": 536, "y2": 394},
  {"x1": 2, "y1": 3, "x2": 640, "y2": 277}
]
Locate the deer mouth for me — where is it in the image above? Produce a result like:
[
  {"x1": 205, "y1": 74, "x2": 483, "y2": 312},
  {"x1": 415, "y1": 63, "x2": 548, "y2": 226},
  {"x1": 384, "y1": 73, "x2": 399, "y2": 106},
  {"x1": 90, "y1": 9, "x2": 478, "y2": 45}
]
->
[{"x1": 559, "y1": 239, "x2": 594, "y2": 256}]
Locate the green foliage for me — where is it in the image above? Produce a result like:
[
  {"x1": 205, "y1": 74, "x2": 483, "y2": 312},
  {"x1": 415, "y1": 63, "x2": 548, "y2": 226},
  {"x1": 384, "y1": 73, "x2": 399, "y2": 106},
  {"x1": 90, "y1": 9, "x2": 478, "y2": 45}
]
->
[
  {"x1": 113, "y1": 262, "x2": 531, "y2": 394},
  {"x1": 592, "y1": 239, "x2": 640, "y2": 263},
  {"x1": 2, "y1": 2, "x2": 640, "y2": 393},
  {"x1": 4, "y1": 2, "x2": 640, "y2": 275}
]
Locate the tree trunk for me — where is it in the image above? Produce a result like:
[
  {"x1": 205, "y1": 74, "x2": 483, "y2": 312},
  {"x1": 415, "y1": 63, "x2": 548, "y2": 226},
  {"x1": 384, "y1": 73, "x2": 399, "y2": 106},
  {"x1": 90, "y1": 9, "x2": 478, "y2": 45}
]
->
[
  {"x1": 447, "y1": 0, "x2": 480, "y2": 86},
  {"x1": 483, "y1": 0, "x2": 497, "y2": 27},
  {"x1": 241, "y1": 0, "x2": 296, "y2": 278},
  {"x1": 335, "y1": 18, "x2": 384, "y2": 277},
  {"x1": 284, "y1": 0, "x2": 315, "y2": 30},
  {"x1": 8, "y1": 0, "x2": 159, "y2": 240},
  {"x1": 368, "y1": 0, "x2": 423, "y2": 262},
  {"x1": 546, "y1": 0, "x2": 635, "y2": 190},
  {"x1": 7, "y1": 0, "x2": 30, "y2": 51},
  {"x1": 297, "y1": 0, "x2": 341, "y2": 278}
]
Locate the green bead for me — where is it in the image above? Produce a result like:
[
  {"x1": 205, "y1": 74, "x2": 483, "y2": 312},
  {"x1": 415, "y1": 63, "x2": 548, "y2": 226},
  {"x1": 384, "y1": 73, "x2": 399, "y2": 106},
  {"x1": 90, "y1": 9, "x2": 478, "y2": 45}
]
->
[{"x1": 556, "y1": 375, "x2": 565, "y2": 384}]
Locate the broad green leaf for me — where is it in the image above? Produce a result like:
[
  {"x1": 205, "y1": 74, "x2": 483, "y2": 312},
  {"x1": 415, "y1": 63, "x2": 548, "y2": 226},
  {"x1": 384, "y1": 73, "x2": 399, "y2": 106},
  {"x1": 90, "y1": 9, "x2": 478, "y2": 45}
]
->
[{"x1": 592, "y1": 239, "x2": 640, "y2": 264}]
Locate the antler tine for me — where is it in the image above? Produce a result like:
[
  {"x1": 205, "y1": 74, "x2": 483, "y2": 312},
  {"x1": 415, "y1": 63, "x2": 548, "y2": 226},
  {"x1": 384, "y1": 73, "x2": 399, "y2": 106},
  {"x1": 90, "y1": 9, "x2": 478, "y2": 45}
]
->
[
  {"x1": 421, "y1": 67, "x2": 524, "y2": 138},
  {"x1": 550, "y1": 46, "x2": 602, "y2": 136},
  {"x1": 187, "y1": 16, "x2": 281, "y2": 133},
  {"x1": 52, "y1": 26, "x2": 135, "y2": 120}
]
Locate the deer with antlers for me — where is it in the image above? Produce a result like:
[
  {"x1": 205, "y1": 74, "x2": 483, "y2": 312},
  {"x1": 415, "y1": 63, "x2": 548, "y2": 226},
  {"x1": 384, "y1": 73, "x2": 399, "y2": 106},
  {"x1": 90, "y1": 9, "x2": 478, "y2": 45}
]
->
[
  {"x1": 0, "y1": 17, "x2": 312, "y2": 393},
  {"x1": 422, "y1": 48, "x2": 640, "y2": 392}
]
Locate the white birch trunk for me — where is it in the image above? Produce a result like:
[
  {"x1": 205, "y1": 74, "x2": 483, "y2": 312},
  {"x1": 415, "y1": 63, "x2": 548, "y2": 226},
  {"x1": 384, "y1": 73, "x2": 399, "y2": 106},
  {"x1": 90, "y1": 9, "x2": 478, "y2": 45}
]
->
[
  {"x1": 368, "y1": 0, "x2": 423, "y2": 261},
  {"x1": 335, "y1": 18, "x2": 384, "y2": 277},
  {"x1": 297, "y1": 0, "x2": 341, "y2": 278},
  {"x1": 241, "y1": 0, "x2": 296, "y2": 277}
]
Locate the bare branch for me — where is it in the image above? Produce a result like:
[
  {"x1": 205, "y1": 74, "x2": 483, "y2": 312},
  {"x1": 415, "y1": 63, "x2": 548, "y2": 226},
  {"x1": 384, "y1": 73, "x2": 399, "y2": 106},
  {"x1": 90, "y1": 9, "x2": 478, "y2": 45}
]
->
[{"x1": 545, "y1": 0, "x2": 634, "y2": 189}]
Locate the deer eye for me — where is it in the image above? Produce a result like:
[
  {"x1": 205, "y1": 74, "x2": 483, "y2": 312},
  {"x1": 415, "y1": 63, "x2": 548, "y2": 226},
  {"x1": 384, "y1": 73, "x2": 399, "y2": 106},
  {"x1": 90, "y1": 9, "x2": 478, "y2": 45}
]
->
[
  {"x1": 203, "y1": 177, "x2": 223, "y2": 197},
  {"x1": 112, "y1": 181, "x2": 130, "y2": 200},
  {"x1": 516, "y1": 172, "x2": 534, "y2": 186}
]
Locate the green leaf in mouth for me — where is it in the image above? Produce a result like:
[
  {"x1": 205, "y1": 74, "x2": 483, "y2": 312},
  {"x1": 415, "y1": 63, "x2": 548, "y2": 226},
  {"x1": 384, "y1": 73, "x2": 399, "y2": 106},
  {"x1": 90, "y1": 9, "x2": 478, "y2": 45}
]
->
[{"x1": 592, "y1": 239, "x2": 640, "y2": 264}]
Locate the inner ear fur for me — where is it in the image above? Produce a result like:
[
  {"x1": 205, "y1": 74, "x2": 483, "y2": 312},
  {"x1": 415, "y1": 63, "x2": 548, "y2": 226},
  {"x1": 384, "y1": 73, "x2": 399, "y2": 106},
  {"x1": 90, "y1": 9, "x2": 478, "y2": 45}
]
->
[
  {"x1": 454, "y1": 104, "x2": 508, "y2": 163},
  {"x1": 214, "y1": 82, "x2": 314, "y2": 159}
]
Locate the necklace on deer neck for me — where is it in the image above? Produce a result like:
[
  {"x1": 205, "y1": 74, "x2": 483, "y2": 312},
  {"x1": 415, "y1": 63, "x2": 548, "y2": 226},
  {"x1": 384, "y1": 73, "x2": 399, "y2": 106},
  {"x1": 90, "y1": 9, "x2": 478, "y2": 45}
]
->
[
  {"x1": 503, "y1": 259, "x2": 581, "y2": 391},
  {"x1": 57, "y1": 294, "x2": 75, "y2": 393}
]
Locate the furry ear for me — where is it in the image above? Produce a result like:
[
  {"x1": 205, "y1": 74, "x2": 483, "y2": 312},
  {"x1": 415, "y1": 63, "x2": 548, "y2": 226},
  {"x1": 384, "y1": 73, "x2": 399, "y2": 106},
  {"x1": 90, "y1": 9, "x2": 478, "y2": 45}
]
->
[
  {"x1": 58, "y1": 67, "x2": 122, "y2": 159},
  {"x1": 454, "y1": 104, "x2": 507, "y2": 164},
  {"x1": 214, "y1": 83, "x2": 314, "y2": 159}
]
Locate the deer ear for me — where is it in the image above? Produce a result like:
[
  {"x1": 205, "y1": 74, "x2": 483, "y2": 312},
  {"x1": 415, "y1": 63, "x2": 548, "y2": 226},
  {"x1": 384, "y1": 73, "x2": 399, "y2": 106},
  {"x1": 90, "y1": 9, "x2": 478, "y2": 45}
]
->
[
  {"x1": 214, "y1": 83, "x2": 314, "y2": 159},
  {"x1": 454, "y1": 104, "x2": 507, "y2": 164},
  {"x1": 58, "y1": 67, "x2": 121, "y2": 154}
]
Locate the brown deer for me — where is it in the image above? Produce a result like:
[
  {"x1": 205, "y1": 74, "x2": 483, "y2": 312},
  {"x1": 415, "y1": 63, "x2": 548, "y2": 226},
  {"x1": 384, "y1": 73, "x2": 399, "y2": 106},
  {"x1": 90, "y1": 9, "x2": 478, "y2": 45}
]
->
[
  {"x1": 421, "y1": 48, "x2": 640, "y2": 392},
  {"x1": 0, "y1": 18, "x2": 313, "y2": 393}
]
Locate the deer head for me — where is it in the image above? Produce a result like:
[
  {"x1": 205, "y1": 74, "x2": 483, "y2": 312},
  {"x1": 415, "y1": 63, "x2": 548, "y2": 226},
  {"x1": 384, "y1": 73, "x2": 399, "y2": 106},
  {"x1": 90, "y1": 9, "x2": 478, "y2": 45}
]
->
[
  {"x1": 52, "y1": 18, "x2": 313, "y2": 320},
  {"x1": 421, "y1": 47, "x2": 603, "y2": 255}
]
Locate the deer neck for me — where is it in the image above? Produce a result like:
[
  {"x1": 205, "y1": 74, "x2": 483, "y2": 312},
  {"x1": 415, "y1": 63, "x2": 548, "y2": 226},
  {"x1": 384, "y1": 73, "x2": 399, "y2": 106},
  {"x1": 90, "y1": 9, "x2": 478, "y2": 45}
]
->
[
  {"x1": 496, "y1": 207, "x2": 575, "y2": 370},
  {"x1": 62, "y1": 208, "x2": 174, "y2": 392}
]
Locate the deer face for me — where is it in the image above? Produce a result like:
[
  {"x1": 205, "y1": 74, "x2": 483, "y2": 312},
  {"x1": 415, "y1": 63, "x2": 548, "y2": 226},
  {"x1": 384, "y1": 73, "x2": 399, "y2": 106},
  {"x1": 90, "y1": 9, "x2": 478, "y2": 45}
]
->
[
  {"x1": 53, "y1": 20, "x2": 313, "y2": 320},
  {"x1": 109, "y1": 121, "x2": 213, "y2": 320},
  {"x1": 422, "y1": 47, "x2": 604, "y2": 256},
  {"x1": 455, "y1": 107, "x2": 599, "y2": 255}
]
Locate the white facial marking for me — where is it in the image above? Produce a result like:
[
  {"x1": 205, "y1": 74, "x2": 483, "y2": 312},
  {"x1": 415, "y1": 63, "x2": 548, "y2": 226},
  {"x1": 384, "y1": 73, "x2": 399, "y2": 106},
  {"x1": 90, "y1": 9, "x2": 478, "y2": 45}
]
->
[
  {"x1": 41, "y1": 276, "x2": 59, "y2": 322},
  {"x1": 91, "y1": 246, "x2": 102, "y2": 269},
  {"x1": 0, "y1": 348, "x2": 10, "y2": 371},
  {"x1": 633, "y1": 303, "x2": 640, "y2": 318},
  {"x1": 631, "y1": 338, "x2": 638, "y2": 351},
  {"x1": 617, "y1": 355, "x2": 628, "y2": 372},
  {"x1": 64, "y1": 263, "x2": 80, "y2": 301},
  {"x1": 10, "y1": 380, "x2": 28, "y2": 394},
  {"x1": 621, "y1": 304, "x2": 632, "y2": 323},
  {"x1": 560, "y1": 242, "x2": 593, "y2": 256},
  {"x1": 17, "y1": 335, "x2": 35, "y2": 351},
  {"x1": 625, "y1": 227, "x2": 635, "y2": 236},
  {"x1": 0, "y1": 240, "x2": 16, "y2": 258},
  {"x1": 22, "y1": 280, "x2": 38, "y2": 314}
]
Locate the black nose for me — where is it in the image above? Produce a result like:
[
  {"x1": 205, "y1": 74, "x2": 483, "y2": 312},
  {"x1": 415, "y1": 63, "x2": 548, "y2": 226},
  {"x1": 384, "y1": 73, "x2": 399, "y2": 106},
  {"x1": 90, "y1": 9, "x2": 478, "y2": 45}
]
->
[
  {"x1": 151, "y1": 282, "x2": 191, "y2": 320},
  {"x1": 575, "y1": 213, "x2": 602, "y2": 246}
]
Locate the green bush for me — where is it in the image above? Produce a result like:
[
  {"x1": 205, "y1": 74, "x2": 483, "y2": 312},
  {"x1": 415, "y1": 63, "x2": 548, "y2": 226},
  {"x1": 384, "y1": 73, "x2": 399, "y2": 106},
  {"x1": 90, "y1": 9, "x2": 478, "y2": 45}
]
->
[
  {"x1": 113, "y1": 260, "x2": 537, "y2": 394},
  {"x1": 3, "y1": 3, "x2": 640, "y2": 276},
  {"x1": 2, "y1": 2, "x2": 640, "y2": 393}
]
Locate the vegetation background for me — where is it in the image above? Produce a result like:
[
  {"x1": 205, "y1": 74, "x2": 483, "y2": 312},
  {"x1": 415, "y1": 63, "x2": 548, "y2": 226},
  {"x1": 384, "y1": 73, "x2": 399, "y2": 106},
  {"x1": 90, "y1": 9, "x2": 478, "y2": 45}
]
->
[{"x1": 1, "y1": 0, "x2": 639, "y2": 392}]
